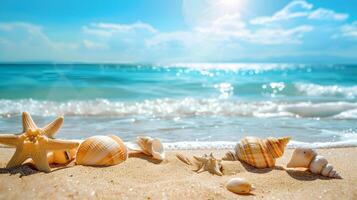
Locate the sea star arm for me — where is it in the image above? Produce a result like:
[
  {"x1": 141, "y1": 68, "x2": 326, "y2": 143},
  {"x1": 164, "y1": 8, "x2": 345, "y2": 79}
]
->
[
  {"x1": 31, "y1": 148, "x2": 51, "y2": 173},
  {"x1": 0, "y1": 134, "x2": 20, "y2": 147},
  {"x1": 22, "y1": 112, "x2": 37, "y2": 132},
  {"x1": 6, "y1": 145, "x2": 28, "y2": 168},
  {"x1": 42, "y1": 116, "x2": 64, "y2": 138},
  {"x1": 213, "y1": 163, "x2": 223, "y2": 176},
  {"x1": 44, "y1": 138, "x2": 79, "y2": 151}
]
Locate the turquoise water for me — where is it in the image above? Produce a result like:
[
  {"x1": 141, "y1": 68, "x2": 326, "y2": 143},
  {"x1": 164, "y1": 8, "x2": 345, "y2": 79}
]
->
[{"x1": 0, "y1": 63, "x2": 356, "y2": 148}]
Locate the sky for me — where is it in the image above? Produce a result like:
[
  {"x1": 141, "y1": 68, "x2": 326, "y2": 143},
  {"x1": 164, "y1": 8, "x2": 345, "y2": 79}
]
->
[{"x1": 0, "y1": 0, "x2": 356, "y2": 63}]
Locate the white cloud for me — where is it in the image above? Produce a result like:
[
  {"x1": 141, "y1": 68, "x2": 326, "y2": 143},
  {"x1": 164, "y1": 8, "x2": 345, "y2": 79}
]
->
[
  {"x1": 145, "y1": 31, "x2": 194, "y2": 47},
  {"x1": 339, "y1": 21, "x2": 357, "y2": 39},
  {"x1": 246, "y1": 25, "x2": 313, "y2": 44},
  {"x1": 192, "y1": 14, "x2": 312, "y2": 45},
  {"x1": 250, "y1": 1, "x2": 313, "y2": 24},
  {"x1": 250, "y1": 0, "x2": 348, "y2": 25},
  {"x1": 82, "y1": 40, "x2": 108, "y2": 50},
  {"x1": 0, "y1": 0, "x2": 354, "y2": 62},
  {"x1": 94, "y1": 22, "x2": 157, "y2": 33},
  {"x1": 0, "y1": 22, "x2": 78, "y2": 61},
  {"x1": 82, "y1": 21, "x2": 157, "y2": 38},
  {"x1": 308, "y1": 8, "x2": 348, "y2": 21}
]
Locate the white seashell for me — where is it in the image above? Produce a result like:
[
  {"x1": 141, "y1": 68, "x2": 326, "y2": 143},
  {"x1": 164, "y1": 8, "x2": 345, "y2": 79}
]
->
[
  {"x1": 76, "y1": 135, "x2": 128, "y2": 166},
  {"x1": 226, "y1": 178, "x2": 254, "y2": 194},
  {"x1": 137, "y1": 136, "x2": 165, "y2": 160},
  {"x1": 287, "y1": 148, "x2": 341, "y2": 179},
  {"x1": 287, "y1": 148, "x2": 317, "y2": 168},
  {"x1": 309, "y1": 155, "x2": 328, "y2": 174},
  {"x1": 321, "y1": 164, "x2": 333, "y2": 177}
]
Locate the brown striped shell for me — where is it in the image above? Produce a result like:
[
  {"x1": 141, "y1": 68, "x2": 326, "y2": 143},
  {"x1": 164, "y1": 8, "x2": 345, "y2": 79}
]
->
[
  {"x1": 235, "y1": 136, "x2": 290, "y2": 168},
  {"x1": 76, "y1": 135, "x2": 128, "y2": 166}
]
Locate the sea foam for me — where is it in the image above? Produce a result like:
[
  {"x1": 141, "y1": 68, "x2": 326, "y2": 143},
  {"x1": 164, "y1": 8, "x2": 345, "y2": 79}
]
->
[
  {"x1": 295, "y1": 83, "x2": 357, "y2": 99},
  {"x1": 1, "y1": 98, "x2": 357, "y2": 119},
  {"x1": 125, "y1": 139, "x2": 357, "y2": 150}
]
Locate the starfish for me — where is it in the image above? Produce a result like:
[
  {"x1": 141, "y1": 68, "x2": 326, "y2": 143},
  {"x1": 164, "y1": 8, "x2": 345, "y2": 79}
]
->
[
  {"x1": 0, "y1": 112, "x2": 79, "y2": 172},
  {"x1": 192, "y1": 153, "x2": 223, "y2": 176}
]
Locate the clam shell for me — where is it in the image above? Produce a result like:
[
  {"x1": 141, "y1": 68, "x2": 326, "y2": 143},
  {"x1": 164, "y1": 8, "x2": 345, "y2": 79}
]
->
[
  {"x1": 235, "y1": 136, "x2": 290, "y2": 168},
  {"x1": 76, "y1": 135, "x2": 127, "y2": 166},
  {"x1": 137, "y1": 136, "x2": 165, "y2": 160},
  {"x1": 226, "y1": 178, "x2": 254, "y2": 194}
]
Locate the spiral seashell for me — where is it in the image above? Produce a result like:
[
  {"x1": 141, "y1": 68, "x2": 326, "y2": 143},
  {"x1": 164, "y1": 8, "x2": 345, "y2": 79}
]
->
[
  {"x1": 76, "y1": 135, "x2": 128, "y2": 166},
  {"x1": 226, "y1": 177, "x2": 254, "y2": 195},
  {"x1": 48, "y1": 149, "x2": 77, "y2": 164},
  {"x1": 137, "y1": 136, "x2": 165, "y2": 160},
  {"x1": 234, "y1": 136, "x2": 290, "y2": 168},
  {"x1": 287, "y1": 148, "x2": 341, "y2": 179}
]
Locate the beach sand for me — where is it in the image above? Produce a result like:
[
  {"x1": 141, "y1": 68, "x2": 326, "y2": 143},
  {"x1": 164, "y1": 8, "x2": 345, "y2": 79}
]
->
[{"x1": 0, "y1": 147, "x2": 356, "y2": 199}]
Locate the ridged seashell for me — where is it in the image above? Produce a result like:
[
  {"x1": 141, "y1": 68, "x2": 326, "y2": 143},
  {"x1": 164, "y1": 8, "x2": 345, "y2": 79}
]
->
[
  {"x1": 76, "y1": 135, "x2": 128, "y2": 166},
  {"x1": 226, "y1": 178, "x2": 254, "y2": 194},
  {"x1": 234, "y1": 136, "x2": 290, "y2": 168},
  {"x1": 48, "y1": 149, "x2": 77, "y2": 164},
  {"x1": 137, "y1": 136, "x2": 165, "y2": 160},
  {"x1": 287, "y1": 148, "x2": 341, "y2": 178}
]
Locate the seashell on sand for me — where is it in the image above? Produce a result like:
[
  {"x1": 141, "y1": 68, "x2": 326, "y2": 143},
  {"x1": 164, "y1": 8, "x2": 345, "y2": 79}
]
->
[
  {"x1": 235, "y1": 136, "x2": 290, "y2": 168},
  {"x1": 137, "y1": 136, "x2": 165, "y2": 160},
  {"x1": 76, "y1": 135, "x2": 128, "y2": 166},
  {"x1": 48, "y1": 149, "x2": 77, "y2": 164},
  {"x1": 287, "y1": 148, "x2": 341, "y2": 179},
  {"x1": 226, "y1": 177, "x2": 254, "y2": 195}
]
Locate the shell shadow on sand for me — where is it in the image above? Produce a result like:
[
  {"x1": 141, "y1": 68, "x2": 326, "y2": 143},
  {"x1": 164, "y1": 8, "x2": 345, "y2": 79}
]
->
[
  {"x1": 129, "y1": 152, "x2": 164, "y2": 164},
  {"x1": 218, "y1": 158, "x2": 338, "y2": 181},
  {"x1": 239, "y1": 161, "x2": 285, "y2": 174},
  {"x1": 285, "y1": 169, "x2": 337, "y2": 181}
]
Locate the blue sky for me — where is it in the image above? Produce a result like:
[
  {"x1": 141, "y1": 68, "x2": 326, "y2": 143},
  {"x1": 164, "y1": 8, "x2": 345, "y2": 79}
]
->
[{"x1": 0, "y1": 0, "x2": 356, "y2": 63}]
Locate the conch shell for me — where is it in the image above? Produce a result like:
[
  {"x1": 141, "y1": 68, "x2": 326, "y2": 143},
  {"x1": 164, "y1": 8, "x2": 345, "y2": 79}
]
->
[
  {"x1": 136, "y1": 136, "x2": 165, "y2": 160},
  {"x1": 226, "y1": 177, "x2": 254, "y2": 195},
  {"x1": 224, "y1": 136, "x2": 290, "y2": 168},
  {"x1": 47, "y1": 149, "x2": 77, "y2": 164},
  {"x1": 76, "y1": 135, "x2": 128, "y2": 166},
  {"x1": 287, "y1": 148, "x2": 341, "y2": 178}
]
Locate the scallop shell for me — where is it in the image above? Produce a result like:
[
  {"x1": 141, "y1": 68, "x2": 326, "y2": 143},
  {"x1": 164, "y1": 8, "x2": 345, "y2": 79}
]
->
[
  {"x1": 76, "y1": 135, "x2": 128, "y2": 166},
  {"x1": 137, "y1": 136, "x2": 165, "y2": 160},
  {"x1": 235, "y1": 136, "x2": 290, "y2": 168},
  {"x1": 226, "y1": 177, "x2": 254, "y2": 194},
  {"x1": 48, "y1": 149, "x2": 77, "y2": 164}
]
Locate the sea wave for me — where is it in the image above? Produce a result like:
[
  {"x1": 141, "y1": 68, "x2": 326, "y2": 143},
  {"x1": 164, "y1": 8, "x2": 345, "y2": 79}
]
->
[
  {"x1": 295, "y1": 83, "x2": 357, "y2": 99},
  {"x1": 0, "y1": 98, "x2": 357, "y2": 119},
  {"x1": 165, "y1": 63, "x2": 307, "y2": 72},
  {"x1": 2, "y1": 139, "x2": 356, "y2": 149},
  {"x1": 125, "y1": 139, "x2": 357, "y2": 150}
]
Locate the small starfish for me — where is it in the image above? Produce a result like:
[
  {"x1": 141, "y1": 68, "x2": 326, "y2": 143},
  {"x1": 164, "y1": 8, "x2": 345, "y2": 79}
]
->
[
  {"x1": 0, "y1": 112, "x2": 79, "y2": 172},
  {"x1": 193, "y1": 153, "x2": 223, "y2": 176}
]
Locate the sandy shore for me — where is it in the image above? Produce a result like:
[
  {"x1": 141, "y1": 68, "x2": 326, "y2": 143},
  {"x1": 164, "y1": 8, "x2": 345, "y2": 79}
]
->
[{"x1": 0, "y1": 147, "x2": 356, "y2": 199}]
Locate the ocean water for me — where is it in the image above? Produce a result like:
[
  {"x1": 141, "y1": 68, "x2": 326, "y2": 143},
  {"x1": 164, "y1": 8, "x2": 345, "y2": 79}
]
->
[{"x1": 0, "y1": 63, "x2": 356, "y2": 149}]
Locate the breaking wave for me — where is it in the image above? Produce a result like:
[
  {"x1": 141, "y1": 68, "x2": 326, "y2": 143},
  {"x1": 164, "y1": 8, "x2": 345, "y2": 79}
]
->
[
  {"x1": 295, "y1": 83, "x2": 357, "y2": 99},
  {"x1": 0, "y1": 98, "x2": 356, "y2": 119}
]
